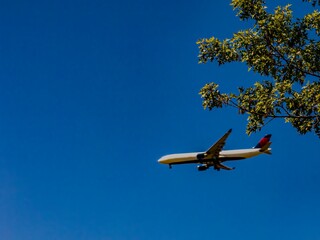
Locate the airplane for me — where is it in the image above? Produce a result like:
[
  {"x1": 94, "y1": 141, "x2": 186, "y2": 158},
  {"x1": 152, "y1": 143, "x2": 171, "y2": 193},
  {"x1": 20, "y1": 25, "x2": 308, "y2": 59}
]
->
[{"x1": 158, "y1": 129, "x2": 272, "y2": 171}]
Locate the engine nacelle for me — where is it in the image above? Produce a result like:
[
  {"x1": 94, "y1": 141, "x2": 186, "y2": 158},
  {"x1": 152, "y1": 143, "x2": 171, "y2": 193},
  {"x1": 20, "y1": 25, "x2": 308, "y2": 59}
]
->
[{"x1": 197, "y1": 164, "x2": 209, "y2": 171}]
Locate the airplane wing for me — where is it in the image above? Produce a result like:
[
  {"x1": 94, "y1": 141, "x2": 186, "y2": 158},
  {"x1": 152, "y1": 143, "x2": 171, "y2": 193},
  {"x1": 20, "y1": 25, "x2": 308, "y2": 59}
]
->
[
  {"x1": 214, "y1": 162, "x2": 235, "y2": 171},
  {"x1": 205, "y1": 129, "x2": 232, "y2": 159}
]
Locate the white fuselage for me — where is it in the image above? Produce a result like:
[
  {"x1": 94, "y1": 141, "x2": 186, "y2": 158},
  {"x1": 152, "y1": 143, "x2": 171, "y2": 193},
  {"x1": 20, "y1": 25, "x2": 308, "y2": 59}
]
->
[{"x1": 158, "y1": 148, "x2": 269, "y2": 165}]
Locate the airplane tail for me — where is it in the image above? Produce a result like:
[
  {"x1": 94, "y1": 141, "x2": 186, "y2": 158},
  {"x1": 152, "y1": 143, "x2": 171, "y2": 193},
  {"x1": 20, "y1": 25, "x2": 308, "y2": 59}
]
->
[{"x1": 254, "y1": 134, "x2": 272, "y2": 154}]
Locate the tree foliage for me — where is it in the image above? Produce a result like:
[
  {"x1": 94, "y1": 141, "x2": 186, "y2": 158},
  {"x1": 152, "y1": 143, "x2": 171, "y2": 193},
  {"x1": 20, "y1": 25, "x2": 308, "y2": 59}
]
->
[{"x1": 197, "y1": 0, "x2": 320, "y2": 137}]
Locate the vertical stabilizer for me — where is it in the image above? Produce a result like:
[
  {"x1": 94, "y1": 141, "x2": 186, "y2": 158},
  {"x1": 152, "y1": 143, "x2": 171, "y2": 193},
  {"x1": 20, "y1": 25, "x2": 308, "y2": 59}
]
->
[{"x1": 254, "y1": 134, "x2": 272, "y2": 148}]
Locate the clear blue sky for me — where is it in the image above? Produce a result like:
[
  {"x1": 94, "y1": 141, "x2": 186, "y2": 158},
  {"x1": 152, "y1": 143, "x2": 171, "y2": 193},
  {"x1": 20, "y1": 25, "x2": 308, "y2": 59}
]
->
[{"x1": 0, "y1": 0, "x2": 319, "y2": 239}]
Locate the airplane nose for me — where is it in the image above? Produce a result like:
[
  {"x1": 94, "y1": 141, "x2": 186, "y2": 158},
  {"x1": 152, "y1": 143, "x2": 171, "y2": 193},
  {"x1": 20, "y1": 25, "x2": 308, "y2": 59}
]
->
[{"x1": 158, "y1": 157, "x2": 166, "y2": 164}]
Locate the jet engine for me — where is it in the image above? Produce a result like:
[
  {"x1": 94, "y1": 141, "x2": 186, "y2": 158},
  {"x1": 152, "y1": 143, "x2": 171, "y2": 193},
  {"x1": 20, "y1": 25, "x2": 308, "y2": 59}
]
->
[{"x1": 197, "y1": 164, "x2": 209, "y2": 171}]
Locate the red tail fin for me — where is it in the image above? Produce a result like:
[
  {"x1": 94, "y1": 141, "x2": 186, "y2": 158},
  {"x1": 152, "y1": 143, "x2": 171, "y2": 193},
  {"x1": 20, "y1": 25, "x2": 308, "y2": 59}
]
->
[{"x1": 254, "y1": 134, "x2": 272, "y2": 148}]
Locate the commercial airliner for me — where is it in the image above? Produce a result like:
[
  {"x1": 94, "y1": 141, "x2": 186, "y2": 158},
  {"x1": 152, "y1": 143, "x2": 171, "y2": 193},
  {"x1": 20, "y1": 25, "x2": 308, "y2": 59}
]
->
[{"x1": 158, "y1": 129, "x2": 272, "y2": 171}]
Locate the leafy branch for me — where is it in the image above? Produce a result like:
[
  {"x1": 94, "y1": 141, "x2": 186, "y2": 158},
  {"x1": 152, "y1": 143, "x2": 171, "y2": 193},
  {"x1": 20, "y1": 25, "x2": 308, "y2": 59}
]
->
[{"x1": 197, "y1": 0, "x2": 320, "y2": 137}]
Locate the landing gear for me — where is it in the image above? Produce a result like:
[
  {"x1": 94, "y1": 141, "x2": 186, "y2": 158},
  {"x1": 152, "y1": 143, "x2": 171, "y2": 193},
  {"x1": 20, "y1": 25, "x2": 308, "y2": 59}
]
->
[
  {"x1": 169, "y1": 164, "x2": 172, "y2": 169},
  {"x1": 213, "y1": 164, "x2": 220, "y2": 171}
]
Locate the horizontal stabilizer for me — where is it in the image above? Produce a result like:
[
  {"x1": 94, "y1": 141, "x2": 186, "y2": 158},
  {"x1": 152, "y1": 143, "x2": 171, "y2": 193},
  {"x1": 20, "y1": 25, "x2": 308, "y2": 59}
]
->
[
  {"x1": 264, "y1": 150, "x2": 272, "y2": 155},
  {"x1": 259, "y1": 142, "x2": 272, "y2": 154}
]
